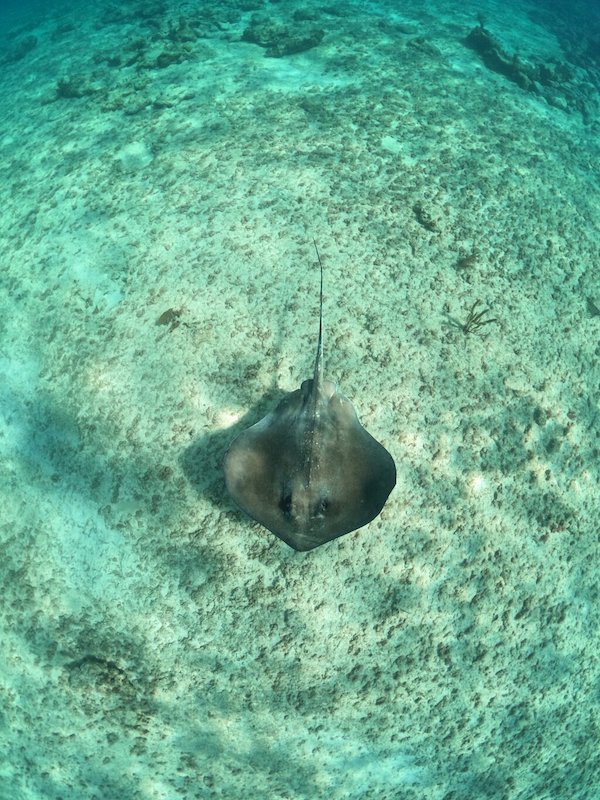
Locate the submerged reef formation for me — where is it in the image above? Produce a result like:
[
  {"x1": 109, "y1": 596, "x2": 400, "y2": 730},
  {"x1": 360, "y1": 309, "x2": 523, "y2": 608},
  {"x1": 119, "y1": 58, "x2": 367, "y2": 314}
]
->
[
  {"x1": 465, "y1": 24, "x2": 541, "y2": 92},
  {"x1": 43, "y1": 3, "x2": 327, "y2": 112},
  {"x1": 464, "y1": 22, "x2": 597, "y2": 118}
]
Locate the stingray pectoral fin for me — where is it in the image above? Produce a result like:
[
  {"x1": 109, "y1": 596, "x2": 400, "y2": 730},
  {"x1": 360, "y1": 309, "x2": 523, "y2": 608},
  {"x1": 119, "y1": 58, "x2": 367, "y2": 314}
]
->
[
  {"x1": 328, "y1": 392, "x2": 397, "y2": 510},
  {"x1": 344, "y1": 428, "x2": 397, "y2": 523},
  {"x1": 316, "y1": 405, "x2": 396, "y2": 536}
]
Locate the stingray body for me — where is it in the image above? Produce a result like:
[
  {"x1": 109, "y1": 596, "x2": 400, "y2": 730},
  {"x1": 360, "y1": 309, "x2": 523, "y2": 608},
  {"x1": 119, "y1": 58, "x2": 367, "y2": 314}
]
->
[{"x1": 223, "y1": 244, "x2": 396, "y2": 551}]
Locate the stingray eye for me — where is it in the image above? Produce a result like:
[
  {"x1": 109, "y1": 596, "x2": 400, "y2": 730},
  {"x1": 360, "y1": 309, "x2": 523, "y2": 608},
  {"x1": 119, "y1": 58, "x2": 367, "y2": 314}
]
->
[
  {"x1": 279, "y1": 492, "x2": 293, "y2": 518},
  {"x1": 315, "y1": 497, "x2": 329, "y2": 516}
]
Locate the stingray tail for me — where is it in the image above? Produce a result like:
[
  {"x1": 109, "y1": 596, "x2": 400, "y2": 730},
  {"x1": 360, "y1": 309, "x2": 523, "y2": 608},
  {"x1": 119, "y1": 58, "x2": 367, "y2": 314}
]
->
[{"x1": 312, "y1": 240, "x2": 324, "y2": 389}]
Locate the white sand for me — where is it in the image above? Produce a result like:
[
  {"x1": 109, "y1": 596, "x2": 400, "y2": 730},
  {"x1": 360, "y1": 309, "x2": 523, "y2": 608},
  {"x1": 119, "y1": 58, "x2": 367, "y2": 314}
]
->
[{"x1": 1, "y1": 0, "x2": 599, "y2": 797}]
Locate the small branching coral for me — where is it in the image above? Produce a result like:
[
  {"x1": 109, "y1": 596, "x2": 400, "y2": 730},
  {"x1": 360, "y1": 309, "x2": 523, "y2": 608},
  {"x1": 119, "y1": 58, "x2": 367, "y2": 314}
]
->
[{"x1": 449, "y1": 300, "x2": 498, "y2": 335}]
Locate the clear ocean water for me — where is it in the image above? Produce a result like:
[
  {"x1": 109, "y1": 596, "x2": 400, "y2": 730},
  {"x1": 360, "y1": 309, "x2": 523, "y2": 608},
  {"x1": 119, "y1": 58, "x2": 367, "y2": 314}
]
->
[{"x1": 1, "y1": 0, "x2": 599, "y2": 798}]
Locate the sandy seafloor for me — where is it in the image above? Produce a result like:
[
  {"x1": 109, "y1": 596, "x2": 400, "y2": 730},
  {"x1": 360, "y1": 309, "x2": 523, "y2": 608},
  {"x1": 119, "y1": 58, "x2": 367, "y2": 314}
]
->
[{"x1": 1, "y1": 0, "x2": 600, "y2": 797}]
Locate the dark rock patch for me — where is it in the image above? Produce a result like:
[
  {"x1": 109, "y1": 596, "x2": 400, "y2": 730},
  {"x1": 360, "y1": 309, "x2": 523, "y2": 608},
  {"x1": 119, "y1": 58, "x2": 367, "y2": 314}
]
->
[
  {"x1": 2, "y1": 35, "x2": 37, "y2": 65},
  {"x1": 55, "y1": 76, "x2": 98, "y2": 99},
  {"x1": 242, "y1": 14, "x2": 324, "y2": 57}
]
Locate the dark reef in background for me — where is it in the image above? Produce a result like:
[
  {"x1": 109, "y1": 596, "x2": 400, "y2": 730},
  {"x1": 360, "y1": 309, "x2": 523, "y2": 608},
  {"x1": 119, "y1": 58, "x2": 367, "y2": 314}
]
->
[{"x1": 464, "y1": 21, "x2": 599, "y2": 120}]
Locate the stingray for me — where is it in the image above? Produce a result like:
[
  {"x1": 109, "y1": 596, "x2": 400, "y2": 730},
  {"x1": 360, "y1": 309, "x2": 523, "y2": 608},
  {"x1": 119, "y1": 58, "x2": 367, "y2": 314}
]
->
[{"x1": 223, "y1": 243, "x2": 396, "y2": 551}]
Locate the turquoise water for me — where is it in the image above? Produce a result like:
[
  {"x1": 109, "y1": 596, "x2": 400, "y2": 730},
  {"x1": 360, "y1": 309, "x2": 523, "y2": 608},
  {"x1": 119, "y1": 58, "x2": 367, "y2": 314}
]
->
[{"x1": 1, "y1": 0, "x2": 599, "y2": 797}]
